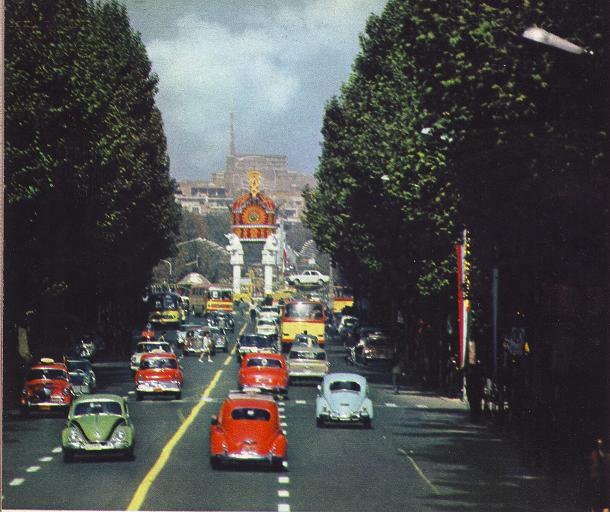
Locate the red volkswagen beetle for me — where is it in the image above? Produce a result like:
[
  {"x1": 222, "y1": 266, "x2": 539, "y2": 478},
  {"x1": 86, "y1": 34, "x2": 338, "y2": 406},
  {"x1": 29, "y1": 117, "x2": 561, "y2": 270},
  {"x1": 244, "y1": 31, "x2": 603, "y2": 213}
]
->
[
  {"x1": 238, "y1": 353, "x2": 289, "y2": 398},
  {"x1": 135, "y1": 352, "x2": 183, "y2": 400},
  {"x1": 20, "y1": 358, "x2": 74, "y2": 415},
  {"x1": 209, "y1": 392, "x2": 287, "y2": 469}
]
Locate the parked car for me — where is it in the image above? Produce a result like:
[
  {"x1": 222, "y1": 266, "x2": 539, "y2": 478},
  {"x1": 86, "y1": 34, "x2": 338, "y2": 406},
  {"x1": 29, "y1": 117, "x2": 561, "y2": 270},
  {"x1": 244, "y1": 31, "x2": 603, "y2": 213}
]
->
[
  {"x1": 130, "y1": 340, "x2": 173, "y2": 371},
  {"x1": 236, "y1": 334, "x2": 278, "y2": 362},
  {"x1": 209, "y1": 392, "x2": 287, "y2": 469},
  {"x1": 315, "y1": 373, "x2": 373, "y2": 428},
  {"x1": 65, "y1": 358, "x2": 96, "y2": 391},
  {"x1": 62, "y1": 394, "x2": 134, "y2": 462},
  {"x1": 135, "y1": 352, "x2": 183, "y2": 400},
  {"x1": 355, "y1": 328, "x2": 396, "y2": 363},
  {"x1": 68, "y1": 370, "x2": 93, "y2": 395},
  {"x1": 238, "y1": 353, "x2": 289, "y2": 398},
  {"x1": 20, "y1": 358, "x2": 74, "y2": 416},
  {"x1": 338, "y1": 315, "x2": 359, "y2": 337},
  {"x1": 286, "y1": 270, "x2": 330, "y2": 287},
  {"x1": 287, "y1": 344, "x2": 330, "y2": 383}
]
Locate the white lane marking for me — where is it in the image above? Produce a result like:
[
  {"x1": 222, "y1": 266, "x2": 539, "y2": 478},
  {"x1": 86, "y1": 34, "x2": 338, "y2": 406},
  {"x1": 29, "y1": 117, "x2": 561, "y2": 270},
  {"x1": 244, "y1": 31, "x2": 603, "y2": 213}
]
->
[
  {"x1": 295, "y1": 399, "x2": 307, "y2": 405},
  {"x1": 282, "y1": 460, "x2": 288, "y2": 468},
  {"x1": 282, "y1": 429, "x2": 287, "y2": 435},
  {"x1": 278, "y1": 476, "x2": 290, "y2": 484},
  {"x1": 278, "y1": 504, "x2": 290, "y2": 512},
  {"x1": 9, "y1": 478, "x2": 25, "y2": 486},
  {"x1": 398, "y1": 448, "x2": 439, "y2": 494},
  {"x1": 277, "y1": 401, "x2": 285, "y2": 406},
  {"x1": 385, "y1": 403, "x2": 397, "y2": 407},
  {"x1": 279, "y1": 414, "x2": 286, "y2": 419},
  {"x1": 200, "y1": 397, "x2": 214, "y2": 402},
  {"x1": 278, "y1": 490, "x2": 290, "y2": 498},
  {"x1": 128, "y1": 391, "x2": 135, "y2": 395},
  {"x1": 51, "y1": 447, "x2": 62, "y2": 453},
  {"x1": 278, "y1": 407, "x2": 285, "y2": 412},
  {"x1": 280, "y1": 422, "x2": 288, "y2": 427},
  {"x1": 416, "y1": 404, "x2": 429, "y2": 409},
  {"x1": 38, "y1": 456, "x2": 53, "y2": 462},
  {"x1": 26, "y1": 466, "x2": 40, "y2": 473}
]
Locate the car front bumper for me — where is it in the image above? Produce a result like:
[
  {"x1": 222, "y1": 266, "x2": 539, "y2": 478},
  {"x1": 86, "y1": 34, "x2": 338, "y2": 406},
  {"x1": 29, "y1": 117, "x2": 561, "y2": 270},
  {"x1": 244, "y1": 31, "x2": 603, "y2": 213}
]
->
[{"x1": 136, "y1": 383, "x2": 181, "y2": 393}]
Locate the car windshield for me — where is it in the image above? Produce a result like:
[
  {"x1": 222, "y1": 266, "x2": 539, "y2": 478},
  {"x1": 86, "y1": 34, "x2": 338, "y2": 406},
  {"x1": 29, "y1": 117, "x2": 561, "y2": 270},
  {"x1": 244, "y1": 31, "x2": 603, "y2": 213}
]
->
[
  {"x1": 294, "y1": 334, "x2": 318, "y2": 344},
  {"x1": 329, "y1": 381, "x2": 361, "y2": 393},
  {"x1": 344, "y1": 318, "x2": 358, "y2": 326},
  {"x1": 284, "y1": 302, "x2": 324, "y2": 319},
  {"x1": 66, "y1": 361, "x2": 91, "y2": 372},
  {"x1": 140, "y1": 358, "x2": 177, "y2": 369},
  {"x1": 74, "y1": 401, "x2": 122, "y2": 416},
  {"x1": 137, "y1": 343, "x2": 170, "y2": 352},
  {"x1": 258, "y1": 320, "x2": 274, "y2": 326},
  {"x1": 69, "y1": 372, "x2": 86, "y2": 384},
  {"x1": 27, "y1": 369, "x2": 67, "y2": 381},
  {"x1": 230, "y1": 408, "x2": 271, "y2": 421},
  {"x1": 290, "y1": 351, "x2": 326, "y2": 360},
  {"x1": 246, "y1": 358, "x2": 282, "y2": 368}
]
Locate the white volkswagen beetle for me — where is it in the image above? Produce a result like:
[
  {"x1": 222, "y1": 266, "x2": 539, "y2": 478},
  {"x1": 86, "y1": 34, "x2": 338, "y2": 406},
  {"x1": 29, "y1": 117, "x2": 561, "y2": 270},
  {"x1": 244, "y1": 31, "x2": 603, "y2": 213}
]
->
[{"x1": 315, "y1": 373, "x2": 373, "y2": 428}]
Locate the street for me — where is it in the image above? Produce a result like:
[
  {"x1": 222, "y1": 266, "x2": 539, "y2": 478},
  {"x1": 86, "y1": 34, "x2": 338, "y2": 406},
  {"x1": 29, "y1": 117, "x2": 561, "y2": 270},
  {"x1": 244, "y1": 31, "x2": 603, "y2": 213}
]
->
[{"x1": 2, "y1": 310, "x2": 573, "y2": 511}]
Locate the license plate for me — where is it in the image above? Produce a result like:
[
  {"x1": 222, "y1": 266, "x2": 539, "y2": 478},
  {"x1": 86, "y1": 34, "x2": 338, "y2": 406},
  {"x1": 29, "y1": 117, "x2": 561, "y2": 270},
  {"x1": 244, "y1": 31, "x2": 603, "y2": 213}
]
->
[
  {"x1": 39, "y1": 406, "x2": 51, "y2": 410},
  {"x1": 154, "y1": 388, "x2": 163, "y2": 392}
]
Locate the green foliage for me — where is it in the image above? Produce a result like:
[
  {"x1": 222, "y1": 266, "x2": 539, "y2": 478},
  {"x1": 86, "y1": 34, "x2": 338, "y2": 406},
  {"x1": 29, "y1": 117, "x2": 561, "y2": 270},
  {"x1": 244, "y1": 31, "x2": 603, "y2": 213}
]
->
[
  {"x1": 305, "y1": 0, "x2": 607, "y2": 335},
  {"x1": 5, "y1": 0, "x2": 180, "y2": 342}
]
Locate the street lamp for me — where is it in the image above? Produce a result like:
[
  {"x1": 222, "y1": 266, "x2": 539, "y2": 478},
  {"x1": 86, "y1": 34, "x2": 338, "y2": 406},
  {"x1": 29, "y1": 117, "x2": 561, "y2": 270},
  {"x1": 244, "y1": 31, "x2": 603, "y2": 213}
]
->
[{"x1": 522, "y1": 26, "x2": 593, "y2": 55}]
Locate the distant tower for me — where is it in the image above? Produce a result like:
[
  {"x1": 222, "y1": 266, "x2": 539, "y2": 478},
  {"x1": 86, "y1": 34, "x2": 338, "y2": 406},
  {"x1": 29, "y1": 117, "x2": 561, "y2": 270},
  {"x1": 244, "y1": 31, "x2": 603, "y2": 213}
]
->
[{"x1": 229, "y1": 112, "x2": 236, "y2": 157}]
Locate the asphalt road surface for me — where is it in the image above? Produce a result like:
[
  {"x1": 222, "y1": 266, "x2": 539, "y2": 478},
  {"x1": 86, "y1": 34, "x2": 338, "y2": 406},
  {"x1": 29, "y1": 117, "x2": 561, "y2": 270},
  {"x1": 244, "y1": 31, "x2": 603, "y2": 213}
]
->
[{"x1": 3, "y1": 312, "x2": 572, "y2": 511}]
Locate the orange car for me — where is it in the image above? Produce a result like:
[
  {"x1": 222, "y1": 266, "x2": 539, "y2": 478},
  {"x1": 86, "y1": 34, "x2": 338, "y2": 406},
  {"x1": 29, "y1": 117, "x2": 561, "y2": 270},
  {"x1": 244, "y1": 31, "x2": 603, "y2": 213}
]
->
[
  {"x1": 238, "y1": 353, "x2": 289, "y2": 398},
  {"x1": 209, "y1": 392, "x2": 287, "y2": 468},
  {"x1": 20, "y1": 358, "x2": 74, "y2": 415},
  {"x1": 135, "y1": 352, "x2": 183, "y2": 400}
]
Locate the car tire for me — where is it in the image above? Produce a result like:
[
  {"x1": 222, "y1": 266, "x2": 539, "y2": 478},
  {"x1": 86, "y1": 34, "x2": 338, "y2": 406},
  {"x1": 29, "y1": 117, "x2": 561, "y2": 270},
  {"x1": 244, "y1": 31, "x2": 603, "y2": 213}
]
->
[
  {"x1": 210, "y1": 457, "x2": 222, "y2": 470},
  {"x1": 20, "y1": 406, "x2": 29, "y2": 417},
  {"x1": 125, "y1": 447, "x2": 135, "y2": 461},
  {"x1": 175, "y1": 391, "x2": 182, "y2": 400},
  {"x1": 136, "y1": 392, "x2": 143, "y2": 402},
  {"x1": 63, "y1": 450, "x2": 75, "y2": 463},
  {"x1": 363, "y1": 419, "x2": 373, "y2": 429},
  {"x1": 316, "y1": 417, "x2": 325, "y2": 428},
  {"x1": 272, "y1": 457, "x2": 285, "y2": 471}
]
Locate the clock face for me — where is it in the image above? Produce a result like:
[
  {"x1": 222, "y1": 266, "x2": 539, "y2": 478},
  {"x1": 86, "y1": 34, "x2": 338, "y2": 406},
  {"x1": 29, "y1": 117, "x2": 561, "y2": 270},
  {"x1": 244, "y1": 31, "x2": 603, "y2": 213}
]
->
[{"x1": 243, "y1": 205, "x2": 264, "y2": 225}]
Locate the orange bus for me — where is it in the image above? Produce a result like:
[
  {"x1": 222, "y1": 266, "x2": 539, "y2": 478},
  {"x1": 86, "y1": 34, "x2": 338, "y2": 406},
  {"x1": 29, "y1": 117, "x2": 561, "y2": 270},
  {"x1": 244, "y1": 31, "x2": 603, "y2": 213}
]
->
[
  {"x1": 206, "y1": 286, "x2": 233, "y2": 313},
  {"x1": 281, "y1": 300, "x2": 325, "y2": 351}
]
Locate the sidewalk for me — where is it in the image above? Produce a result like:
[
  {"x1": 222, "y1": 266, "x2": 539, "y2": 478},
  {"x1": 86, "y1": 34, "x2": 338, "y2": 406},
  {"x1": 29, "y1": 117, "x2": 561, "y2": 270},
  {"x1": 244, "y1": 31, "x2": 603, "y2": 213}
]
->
[{"x1": 374, "y1": 376, "x2": 585, "y2": 511}]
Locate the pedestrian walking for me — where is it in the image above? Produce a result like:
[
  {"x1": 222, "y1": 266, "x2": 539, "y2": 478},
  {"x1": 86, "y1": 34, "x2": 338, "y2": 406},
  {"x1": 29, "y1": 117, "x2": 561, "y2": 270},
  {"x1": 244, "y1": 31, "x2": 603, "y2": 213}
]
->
[
  {"x1": 466, "y1": 360, "x2": 485, "y2": 421},
  {"x1": 586, "y1": 436, "x2": 610, "y2": 512},
  {"x1": 199, "y1": 332, "x2": 213, "y2": 363},
  {"x1": 390, "y1": 358, "x2": 404, "y2": 394}
]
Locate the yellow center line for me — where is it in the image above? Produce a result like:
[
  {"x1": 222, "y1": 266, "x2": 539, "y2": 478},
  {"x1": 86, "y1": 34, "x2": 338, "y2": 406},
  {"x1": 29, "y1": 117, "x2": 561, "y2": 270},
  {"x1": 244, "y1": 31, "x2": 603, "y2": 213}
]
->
[{"x1": 126, "y1": 369, "x2": 223, "y2": 510}]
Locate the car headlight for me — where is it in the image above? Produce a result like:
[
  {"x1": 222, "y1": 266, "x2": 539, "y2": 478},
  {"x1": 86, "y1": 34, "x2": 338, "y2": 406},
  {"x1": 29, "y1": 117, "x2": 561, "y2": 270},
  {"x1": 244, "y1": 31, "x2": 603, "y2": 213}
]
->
[
  {"x1": 109, "y1": 428, "x2": 129, "y2": 445},
  {"x1": 68, "y1": 427, "x2": 85, "y2": 444}
]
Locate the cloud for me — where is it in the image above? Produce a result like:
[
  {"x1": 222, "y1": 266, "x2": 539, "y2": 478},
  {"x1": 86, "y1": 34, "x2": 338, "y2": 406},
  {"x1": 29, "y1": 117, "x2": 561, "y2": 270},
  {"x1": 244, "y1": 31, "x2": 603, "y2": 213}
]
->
[{"x1": 129, "y1": 0, "x2": 387, "y2": 179}]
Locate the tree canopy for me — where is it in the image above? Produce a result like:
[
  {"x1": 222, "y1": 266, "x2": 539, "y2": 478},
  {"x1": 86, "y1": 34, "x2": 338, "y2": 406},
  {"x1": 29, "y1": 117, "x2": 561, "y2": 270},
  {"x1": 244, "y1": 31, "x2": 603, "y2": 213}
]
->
[{"x1": 5, "y1": 0, "x2": 180, "y2": 350}]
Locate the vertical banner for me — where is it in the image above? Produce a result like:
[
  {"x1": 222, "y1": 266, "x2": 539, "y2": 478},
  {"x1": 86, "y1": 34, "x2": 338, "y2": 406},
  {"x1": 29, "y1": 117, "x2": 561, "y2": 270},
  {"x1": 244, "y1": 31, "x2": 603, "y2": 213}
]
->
[{"x1": 456, "y1": 232, "x2": 469, "y2": 369}]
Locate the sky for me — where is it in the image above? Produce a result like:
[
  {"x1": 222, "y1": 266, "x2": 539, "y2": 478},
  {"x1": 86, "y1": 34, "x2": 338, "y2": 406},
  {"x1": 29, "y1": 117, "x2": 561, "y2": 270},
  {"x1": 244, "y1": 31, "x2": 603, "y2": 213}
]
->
[{"x1": 123, "y1": 0, "x2": 388, "y2": 181}]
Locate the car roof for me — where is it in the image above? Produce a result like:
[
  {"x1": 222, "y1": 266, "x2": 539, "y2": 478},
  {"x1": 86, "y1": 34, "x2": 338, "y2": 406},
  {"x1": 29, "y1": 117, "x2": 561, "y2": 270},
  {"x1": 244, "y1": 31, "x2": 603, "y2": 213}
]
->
[
  {"x1": 72, "y1": 393, "x2": 124, "y2": 405},
  {"x1": 140, "y1": 352, "x2": 176, "y2": 360},
  {"x1": 30, "y1": 363, "x2": 68, "y2": 371},
  {"x1": 291, "y1": 343, "x2": 325, "y2": 353},
  {"x1": 323, "y1": 372, "x2": 367, "y2": 385}
]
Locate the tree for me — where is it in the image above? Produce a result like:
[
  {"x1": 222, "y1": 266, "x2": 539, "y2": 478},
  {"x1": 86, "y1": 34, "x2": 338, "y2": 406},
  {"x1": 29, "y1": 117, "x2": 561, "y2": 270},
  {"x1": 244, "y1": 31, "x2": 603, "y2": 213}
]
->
[{"x1": 4, "y1": 0, "x2": 180, "y2": 357}]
